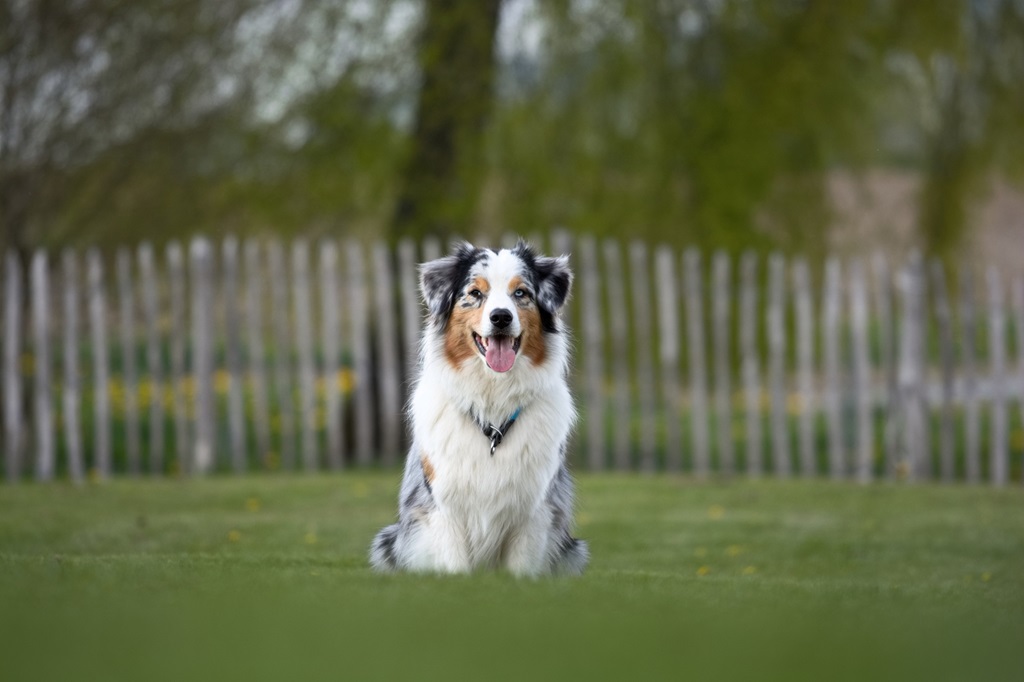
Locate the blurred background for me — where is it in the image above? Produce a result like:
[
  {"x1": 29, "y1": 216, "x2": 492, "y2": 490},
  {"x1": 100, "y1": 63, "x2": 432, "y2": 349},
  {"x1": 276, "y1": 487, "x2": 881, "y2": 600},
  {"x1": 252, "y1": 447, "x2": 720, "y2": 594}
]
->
[
  {"x1": 2, "y1": 0, "x2": 1024, "y2": 481},
  {"x1": 2, "y1": 0, "x2": 1023, "y2": 266}
]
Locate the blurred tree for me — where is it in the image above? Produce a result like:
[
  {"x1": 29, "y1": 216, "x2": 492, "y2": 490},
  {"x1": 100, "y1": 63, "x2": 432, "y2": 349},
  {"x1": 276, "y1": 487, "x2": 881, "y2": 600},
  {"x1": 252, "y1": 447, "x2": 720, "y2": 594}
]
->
[
  {"x1": 0, "y1": 0, "x2": 280, "y2": 257},
  {"x1": 489, "y1": 0, "x2": 894, "y2": 255},
  {"x1": 43, "y1": 0, "x2": 415, "y2": 245},
  {"x1": 902, "y1": 0, "x2": 1024, "y2": 261},
  {"x1": 391, "y1": 0, "x2": 502, "y2": 240},
  {"x1": 2, "y1": 0, "x2": 1021, "y2": 262}
]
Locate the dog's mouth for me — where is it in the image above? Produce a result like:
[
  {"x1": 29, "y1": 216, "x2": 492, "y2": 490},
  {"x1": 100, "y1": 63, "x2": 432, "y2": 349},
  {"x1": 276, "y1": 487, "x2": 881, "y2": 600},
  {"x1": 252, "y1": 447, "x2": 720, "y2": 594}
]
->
[{"x1": 472, "y1": 333, "x2": 521, "y2": 373}]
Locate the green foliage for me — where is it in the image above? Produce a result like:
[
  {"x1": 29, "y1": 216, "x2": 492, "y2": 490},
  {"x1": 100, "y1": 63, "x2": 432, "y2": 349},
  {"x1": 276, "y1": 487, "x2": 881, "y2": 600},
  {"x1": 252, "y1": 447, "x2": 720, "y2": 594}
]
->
[{"x1": 4, "y1": 1, "x2": 1023, "y2": 254}]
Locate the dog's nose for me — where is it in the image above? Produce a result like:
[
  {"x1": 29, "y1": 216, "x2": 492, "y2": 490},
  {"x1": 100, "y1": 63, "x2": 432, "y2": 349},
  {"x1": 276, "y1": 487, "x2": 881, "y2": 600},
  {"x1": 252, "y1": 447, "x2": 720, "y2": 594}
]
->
[{"x1": 490, "y1": 308, "x2": 513, "y2": 329}]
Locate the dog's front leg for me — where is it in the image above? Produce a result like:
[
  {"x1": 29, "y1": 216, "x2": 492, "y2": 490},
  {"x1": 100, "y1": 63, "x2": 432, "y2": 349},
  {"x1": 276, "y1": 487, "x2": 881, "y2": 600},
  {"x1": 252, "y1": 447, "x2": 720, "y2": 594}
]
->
[
  {"x1": 405, "y1": 511, "x2": 473, "y2": 574},
  {"x1": 502, "y1": 512, "x2": 553, "y2": 577}
]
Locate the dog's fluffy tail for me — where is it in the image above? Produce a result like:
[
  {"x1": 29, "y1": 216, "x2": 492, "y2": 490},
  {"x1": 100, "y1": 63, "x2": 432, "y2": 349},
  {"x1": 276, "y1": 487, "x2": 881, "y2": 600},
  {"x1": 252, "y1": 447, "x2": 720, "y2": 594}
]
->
[
  {"x1": 369, "y1": 524, "x2": 401, "y2": 572},
  {"x1": 553, "y1": 536, "x2": 589, "y2": 576}
]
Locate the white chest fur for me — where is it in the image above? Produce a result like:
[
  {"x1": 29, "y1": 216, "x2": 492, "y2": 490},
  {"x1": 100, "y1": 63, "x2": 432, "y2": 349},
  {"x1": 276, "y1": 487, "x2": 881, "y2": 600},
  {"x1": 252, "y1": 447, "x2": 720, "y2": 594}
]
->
[{"x1": 409, "y1": 355, "x2": 574, "y2": 561}]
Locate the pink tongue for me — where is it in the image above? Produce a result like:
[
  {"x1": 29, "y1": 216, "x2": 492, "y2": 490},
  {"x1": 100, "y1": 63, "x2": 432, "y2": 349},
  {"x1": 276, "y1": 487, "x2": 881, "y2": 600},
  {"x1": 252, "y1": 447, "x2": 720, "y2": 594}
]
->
[{"x1": 484, "y1": 336, "x2": 516, "y2": 373}]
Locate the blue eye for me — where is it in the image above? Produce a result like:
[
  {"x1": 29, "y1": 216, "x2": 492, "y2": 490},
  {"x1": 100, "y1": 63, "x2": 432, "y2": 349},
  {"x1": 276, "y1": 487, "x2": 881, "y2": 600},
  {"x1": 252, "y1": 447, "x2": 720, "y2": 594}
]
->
[{"x1": 514, "y1": 289, "x2": 526, "y2": 298}]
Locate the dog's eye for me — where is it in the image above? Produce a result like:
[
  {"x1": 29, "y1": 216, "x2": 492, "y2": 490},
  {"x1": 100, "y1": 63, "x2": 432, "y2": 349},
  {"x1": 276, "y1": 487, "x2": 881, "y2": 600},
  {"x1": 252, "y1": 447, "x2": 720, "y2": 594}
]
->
[
  {"x1": 514, "y1": 289, "x2": 527, "y2": 299},
  {"x1": 468, "y1": 289, "x2": 483, "y2": 300}
]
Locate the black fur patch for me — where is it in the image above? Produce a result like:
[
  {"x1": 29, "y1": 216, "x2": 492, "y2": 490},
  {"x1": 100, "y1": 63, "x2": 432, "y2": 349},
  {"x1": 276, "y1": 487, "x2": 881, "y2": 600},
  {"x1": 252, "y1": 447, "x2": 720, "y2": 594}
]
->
[
  {"x1": 374, "y1": 525, "x2": 399, "y2": 569},
  {"x1": 420, "y1": 242, "x2": 487, "y2": 326},
  {"x1": 557, "y1": 533, "x2": 580, "y2": 557},
  {"x1": 512, "y1": 241, "x2": 572, "y2": 333}
]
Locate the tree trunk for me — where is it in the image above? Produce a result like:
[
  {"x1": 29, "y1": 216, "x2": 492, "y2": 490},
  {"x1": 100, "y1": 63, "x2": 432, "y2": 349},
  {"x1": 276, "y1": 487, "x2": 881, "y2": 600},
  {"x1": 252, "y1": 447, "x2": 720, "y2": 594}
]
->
[
  {"x1": 391, "y1": 0, "x2": 502, "y2": 241},
  {"x1": 919, "y1": 75, "x2": 971, "y2": 263}
]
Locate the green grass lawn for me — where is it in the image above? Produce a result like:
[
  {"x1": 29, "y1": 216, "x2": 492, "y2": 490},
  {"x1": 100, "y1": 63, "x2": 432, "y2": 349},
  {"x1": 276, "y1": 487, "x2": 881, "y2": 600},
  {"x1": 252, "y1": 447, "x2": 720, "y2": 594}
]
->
[{"x1": 1, "y1": 473, "x2": 1022, "y2": 681}]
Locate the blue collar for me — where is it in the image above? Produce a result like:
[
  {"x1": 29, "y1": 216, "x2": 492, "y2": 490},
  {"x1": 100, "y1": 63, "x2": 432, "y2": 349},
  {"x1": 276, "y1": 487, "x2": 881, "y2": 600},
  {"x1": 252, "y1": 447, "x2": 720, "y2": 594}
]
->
[{"x1": 475, "y1": 407, "x2": 522, "y2": 456}]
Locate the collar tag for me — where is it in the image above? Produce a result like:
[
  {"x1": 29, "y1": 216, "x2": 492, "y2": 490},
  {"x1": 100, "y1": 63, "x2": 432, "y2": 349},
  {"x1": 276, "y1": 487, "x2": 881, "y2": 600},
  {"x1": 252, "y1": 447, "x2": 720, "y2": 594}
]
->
[{"x1": 478, "y1": 407, "x2": 522, "y2": 456}]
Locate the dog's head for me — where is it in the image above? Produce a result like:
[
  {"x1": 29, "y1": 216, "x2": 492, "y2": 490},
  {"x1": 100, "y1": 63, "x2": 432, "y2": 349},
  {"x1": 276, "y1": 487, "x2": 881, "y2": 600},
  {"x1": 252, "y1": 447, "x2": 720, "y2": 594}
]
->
[{"x1": 420, "y1": 241, "x2": 572, "y2": 373}]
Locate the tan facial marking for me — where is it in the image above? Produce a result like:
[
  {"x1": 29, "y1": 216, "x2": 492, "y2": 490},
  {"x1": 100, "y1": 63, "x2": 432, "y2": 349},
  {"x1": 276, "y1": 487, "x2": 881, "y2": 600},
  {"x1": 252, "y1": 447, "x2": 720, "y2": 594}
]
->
[
  {"x1": 508, "y1": 276, "x2": 525, "y2": 295},
  {"x1": 471, "y1": 276, "x2": 490, "y2": 294},
  {"x1": 518, "y1": 298, "x2": 546, "y2": 366},
  {"x1": 420, "y1": 454, "x2": 436, "y2": 484},
  {"x1": 444, "y1": 303, "x2": 484, "y2": 368}
]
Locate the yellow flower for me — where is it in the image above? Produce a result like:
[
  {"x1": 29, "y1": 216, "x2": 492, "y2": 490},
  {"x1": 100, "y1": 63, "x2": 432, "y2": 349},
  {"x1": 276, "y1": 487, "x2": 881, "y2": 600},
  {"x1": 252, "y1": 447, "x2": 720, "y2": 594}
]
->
[
  {"x1": 742, "y1": 566, "x2": 758, "y2": 575},
  {"x1": 138, "y1": 379, "x2": 154, "y2": 409},
  {"x1": 214, "y1": 370, "x2": 231, "y2": 395},
  {"x1": 304, "y1": 532, "x2": 318, "y2": 546},
  {"x1": 707, "y1": 505, "x2": 725, "y2": 520},
  {"x1": 162, "y1": 386, "x2": 176, "y2": 410},
  {"x1": 245, "y1": 497, "x2": 261, "y2": 513},
  {"x1": 981, "y1": 572, "x2": 992, "y2": 582},
  {"x1": 696, "y1": 566, "x2": 711, "y2": 577},
  {"x1": 337, "y1": 368, "x2": 355, "y2": 394},
  {"x1": 227, "y1": 529, "x2": 241, "y2": 543}
]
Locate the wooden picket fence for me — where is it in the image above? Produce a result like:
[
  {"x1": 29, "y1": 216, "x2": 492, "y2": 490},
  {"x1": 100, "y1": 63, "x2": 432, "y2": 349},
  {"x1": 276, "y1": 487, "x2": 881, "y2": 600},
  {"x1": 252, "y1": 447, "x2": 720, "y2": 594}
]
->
[{"x1": 1, "y1": 234, "x2": 1023, "y2": 484}]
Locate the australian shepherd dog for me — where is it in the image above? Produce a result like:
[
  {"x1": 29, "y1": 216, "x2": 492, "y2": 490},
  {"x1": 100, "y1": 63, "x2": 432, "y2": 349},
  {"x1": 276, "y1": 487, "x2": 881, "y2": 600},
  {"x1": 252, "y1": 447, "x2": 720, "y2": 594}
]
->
[{"x1": 370, "y1": 241, "x2": 588, "y2": 576}]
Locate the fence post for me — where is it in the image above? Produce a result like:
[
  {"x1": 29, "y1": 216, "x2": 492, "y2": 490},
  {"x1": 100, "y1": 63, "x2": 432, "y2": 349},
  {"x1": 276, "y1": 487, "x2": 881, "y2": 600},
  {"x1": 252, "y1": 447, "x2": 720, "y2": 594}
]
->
[
  {"x1": 267, "y1": 240, "x2": 296, "y2": 470},
  {"x1": 1013, "y1": 275, "x2": 1024, "y2": 484},
  {"x1": 31, "y1": 251, "x2": 54, "y2": 481},
  {"x1": 872, "y1": 254, "x2": 898, "y2": 479},
  {"x1": 767, "y1": 253, "x2": 790, "y2": 478},
  {"x1": 397, "y1": 238, "x2": 421, "y2": 386},
  {"x1": 242, "y1": 241, "x2": 271, "y2": 468},
  {"x1": 822, "y1": 257, "x2": 845, "y2": 479},
  {"x1": 987, "y1": 267, "x2": 1008, "y2": 487},
  {"x1": 929, "y1": 259, "x2": 956, "y2": 482},
  {"x1": 578, "y1": 236, "x2": 606, "y2": 471},
  {"x1": 740, "y1": 252, "x2": 763, "y2": 477},
  {"x1": 422, "y1": 237, "x2": 442, "y2": 264},
  {"x1": 116, "y1": 249, "x2": 141, "y2": 476},
  {"x1": 2, "y1": 252, "x2": 23, "y2": 481},
  {"x1": 61, "y1": 251, "x2": 84, "y2": 483},
  {"x1": 604, "y1": 240, "x2": 632, "y2": 470},
  {"x1": 346, "y1": 240, "x2": 375, "y2": 465},
  {"x1": 166, "y1": 243, "x2": 190, "y2": 474},
  {"x1": 792, "y1": 258, "x2": 816, "y2": 477},
  {"x1": 654, "y1": 244, "x2": 681, "y2": 472},
  {"x1": 849, "y1": 259, "x2": 872, "y2": 483},
  {"x1": 222, "y1": 237, "x2": 248, "y2": 472},
  {"x1": 88, "y1": 249, "x2": 111, "y2": 478},
  {"x1": 629, "y1": 241, "x2": 657, "y2": 472},
  {"x1": 683, "y1": 249, "x2": 710, "y2": 476},
  {"x1": 190, "y1": 239, "x2": 215, "y2": 474},
  {"x1": 319, "y1": 240, "x2": 344, "y2": 470},
  {"x1": 961, "y1": 268, "x2": 981, "y2": 483},
  {"x1": 137, "y1": 243, "x2": 165, "y2": 475},
  {"x1": 712, "y1": 251, "x2": 734, "y2": 476},
  {"x1": 897, "y1": 253, "x2": 927, "y2": 481},
  {"x1": 373, "y1": 242, "x2": 403, "y2": 466},
  {"x1": 292, "y1": 240, "x2": 319, "y2": 471}
]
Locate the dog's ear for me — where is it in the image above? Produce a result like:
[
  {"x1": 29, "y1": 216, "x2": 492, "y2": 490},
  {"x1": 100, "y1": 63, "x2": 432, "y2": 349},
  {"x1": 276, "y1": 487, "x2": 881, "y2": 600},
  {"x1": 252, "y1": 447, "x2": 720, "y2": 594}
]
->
[
  {"x1": 534, "y1": 254, "x2": 573, "y2": 313},
  {"x1": 419, "y1": 242, "x2": 479, "y2": 322}
]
